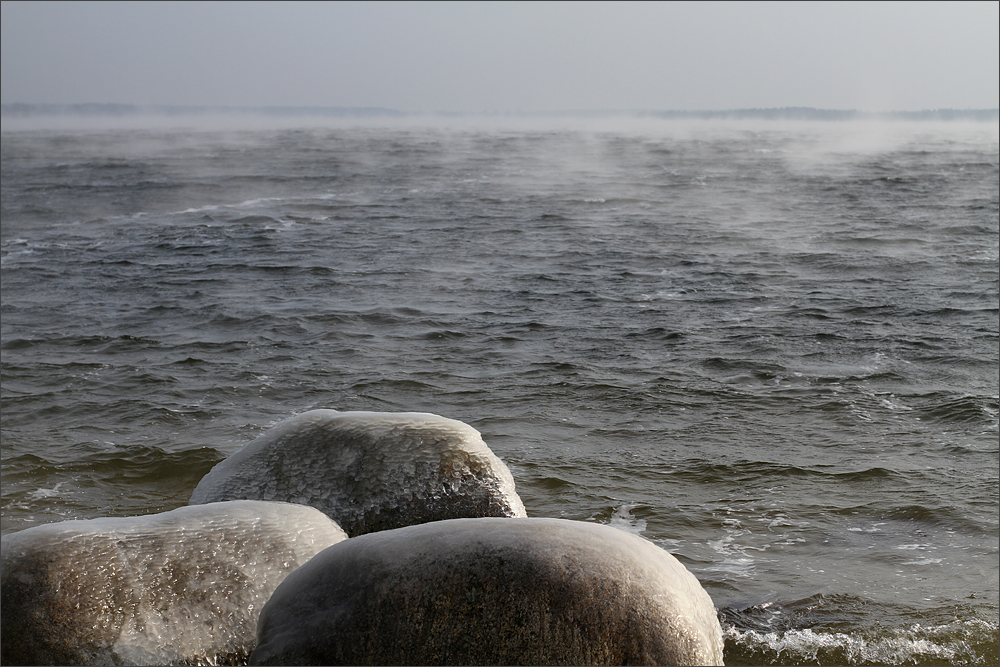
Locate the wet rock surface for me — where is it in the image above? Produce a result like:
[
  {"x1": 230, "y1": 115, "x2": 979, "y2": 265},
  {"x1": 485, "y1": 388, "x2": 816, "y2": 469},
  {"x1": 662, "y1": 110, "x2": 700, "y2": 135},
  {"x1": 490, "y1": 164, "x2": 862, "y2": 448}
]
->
[
  {"x1": 189, "y1": 410, "x2": 526, "y2": 536},
  {"x1": 251, "y1": 517, "x2": 724, "y2": 666},
  {"x1": 0, "y1": 500, "x2": 347, "y2": 666}
]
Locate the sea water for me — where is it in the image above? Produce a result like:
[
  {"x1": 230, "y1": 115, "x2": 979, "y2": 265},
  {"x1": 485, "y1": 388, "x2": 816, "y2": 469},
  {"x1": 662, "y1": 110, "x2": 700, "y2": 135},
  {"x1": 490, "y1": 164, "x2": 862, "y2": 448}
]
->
[{"x1": 2, "y1": 115, "x2": 997, "y2": 665}]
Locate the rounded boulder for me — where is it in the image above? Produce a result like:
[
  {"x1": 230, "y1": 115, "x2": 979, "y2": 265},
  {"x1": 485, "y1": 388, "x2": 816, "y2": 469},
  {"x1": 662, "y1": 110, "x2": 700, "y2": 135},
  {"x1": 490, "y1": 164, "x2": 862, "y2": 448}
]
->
[
  {"x1": 190, "y1": 410, "x2": 526, "y2": 536},
  {"x1": 250, "y1": 517, "x2": 724, "y2": 666},
  {"x1": 1, "y1": 500, "x2": 347, "y2": 666}
]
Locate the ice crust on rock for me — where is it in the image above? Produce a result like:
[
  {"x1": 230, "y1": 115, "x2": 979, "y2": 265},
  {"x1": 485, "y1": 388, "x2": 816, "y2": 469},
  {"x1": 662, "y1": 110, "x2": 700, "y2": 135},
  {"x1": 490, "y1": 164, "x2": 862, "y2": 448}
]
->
[
  {"x1": 0, "y1": 500, "x2": 347, "y2": 666},
  {"x1": 250, "y1": 517, "x2": 725, "y2": 666},
  {"x1": 189, "y1": 410, "x2": 527, "y2": 536}
]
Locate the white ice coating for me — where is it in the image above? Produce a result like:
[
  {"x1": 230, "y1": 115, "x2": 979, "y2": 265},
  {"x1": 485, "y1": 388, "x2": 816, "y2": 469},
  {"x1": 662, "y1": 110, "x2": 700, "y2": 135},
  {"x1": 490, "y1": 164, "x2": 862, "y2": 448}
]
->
[
  {"x1": 252, "y1": 517, "x2": 725, "y2": 666},
  {"x1": 189, "y1": 410, "x2": 527, "y2": 536},
  {"x1": 0, "y1": 500, "x2": 348, "y2": 666}
]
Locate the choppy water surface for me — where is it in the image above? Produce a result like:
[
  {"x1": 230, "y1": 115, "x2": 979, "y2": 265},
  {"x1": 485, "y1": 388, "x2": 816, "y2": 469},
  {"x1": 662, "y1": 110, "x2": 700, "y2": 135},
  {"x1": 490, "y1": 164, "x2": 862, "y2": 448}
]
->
[{"x1": 2, "y1": 117, "x2": 998, "y2": 665}]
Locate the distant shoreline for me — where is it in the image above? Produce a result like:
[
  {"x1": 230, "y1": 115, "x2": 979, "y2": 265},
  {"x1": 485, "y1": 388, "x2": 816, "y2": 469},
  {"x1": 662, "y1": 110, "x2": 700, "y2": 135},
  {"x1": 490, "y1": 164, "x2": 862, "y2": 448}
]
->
[{"x1": 2, "y1": 103, "x2": 997, "y2": 122}]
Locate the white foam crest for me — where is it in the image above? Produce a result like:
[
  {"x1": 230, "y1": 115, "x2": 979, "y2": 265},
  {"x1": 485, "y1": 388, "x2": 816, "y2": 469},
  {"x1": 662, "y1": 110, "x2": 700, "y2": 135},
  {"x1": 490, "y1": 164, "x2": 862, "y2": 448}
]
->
[
  {"x1": 608, "y1": 504, "x2": 647, "y2": 535},
  {"x1": 171, "y1": 196, "x2": 285, "y2": 218},
  {"x1": 25, "y1": 484, "x2": 64, "y2": 501},
  {"x1": 176, "y1": 203, "x2": 222, "y2": 215},
  {"x1": 847, "y1": 521, "x2": 886, "y2": 534},
  {"x1": 0, "y1": 238, "x2": 40, "y2": 266},
  {"x1": 895, "y1": 542, "x2": 943, "y2": 566},
  {"x1": 234, "y1": 196, "x2": 283, "y2": 208},
  {"x1": 707, "y1": 516, "x2": 761, "y2": 577},
  {"x1": 983, "y1": 400, "x2": 999, "y2": 432},
  {"x1": 725, "y1": 618, "x2": 998, "y2": 665}
]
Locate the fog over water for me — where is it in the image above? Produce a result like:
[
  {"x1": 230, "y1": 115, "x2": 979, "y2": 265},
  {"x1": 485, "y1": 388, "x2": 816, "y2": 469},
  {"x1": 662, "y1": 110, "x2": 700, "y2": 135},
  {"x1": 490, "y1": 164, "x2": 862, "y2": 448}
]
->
[
  {"x1": 2, "y1": 115, "x2": 997, "y2": 664},
  {"x1": 2, "y1": 1, "x2": 998, "y2": 666}
]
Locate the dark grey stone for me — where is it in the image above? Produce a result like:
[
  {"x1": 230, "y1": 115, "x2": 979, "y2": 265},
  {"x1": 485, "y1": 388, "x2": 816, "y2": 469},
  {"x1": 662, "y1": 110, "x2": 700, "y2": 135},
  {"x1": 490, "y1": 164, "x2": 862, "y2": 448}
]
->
[
  {"x1": 189, "y1": 410, "x2": 527, "y2": 536},
  {"x1": 251, "y1": 517, "x2": 724, "y2": 666},
  {"x1": 0, "y1": 501, "x2": 347, "y2": 666}
]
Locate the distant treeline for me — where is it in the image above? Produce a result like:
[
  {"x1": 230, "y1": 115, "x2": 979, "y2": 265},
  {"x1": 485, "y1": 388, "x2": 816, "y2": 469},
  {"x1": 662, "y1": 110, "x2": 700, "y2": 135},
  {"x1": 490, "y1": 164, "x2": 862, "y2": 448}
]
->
[
  {"x1": 643, "y1": 107, "x2": 999, "y2": 122},
  {"x1": 0, "y1": 103, "x2": 404, "y2": 118},
  {"x1": 2, "y1": 103, "x2": 997, "y2": 122}
]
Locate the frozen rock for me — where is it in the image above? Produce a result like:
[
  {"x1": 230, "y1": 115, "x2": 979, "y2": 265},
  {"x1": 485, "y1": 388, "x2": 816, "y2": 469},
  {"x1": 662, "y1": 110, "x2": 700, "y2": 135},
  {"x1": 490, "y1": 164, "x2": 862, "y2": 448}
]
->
[
  {"x1": 0, "y1": 500, "x2": 347, "y2": 666},
  {"x1": 189, "y1": 410, "x2": 527, "y2": 536},
  {"x1": 250, "y1": 517, "x2": 725, "y2": 666}
]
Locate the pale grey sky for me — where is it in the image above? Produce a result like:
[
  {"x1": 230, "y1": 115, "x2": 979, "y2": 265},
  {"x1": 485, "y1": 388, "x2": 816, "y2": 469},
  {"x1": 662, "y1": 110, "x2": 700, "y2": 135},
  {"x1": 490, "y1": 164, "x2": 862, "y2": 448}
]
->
[{"x1": 2, "y1": 0, "x2": 997, "y2": 112}]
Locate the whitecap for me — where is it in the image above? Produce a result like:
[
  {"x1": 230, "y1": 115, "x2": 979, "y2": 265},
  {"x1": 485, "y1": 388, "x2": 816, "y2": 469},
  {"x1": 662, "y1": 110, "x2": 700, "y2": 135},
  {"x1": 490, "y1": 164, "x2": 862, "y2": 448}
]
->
[
  {"x1": 724, "y1": 618, "x2": 996, "y2": 665},
  {"x1": 26, "y1": 484, "x2": 64, "y2": 501},
  {"x1": 901, "y1": 557, "x2": 944, "y2": 566},
  {"x1": 706, "y1": 518, "x2": 759, "y2": 577},
  {"x1": 608, "y1": 504, "x2": 647, "y2": 535}
]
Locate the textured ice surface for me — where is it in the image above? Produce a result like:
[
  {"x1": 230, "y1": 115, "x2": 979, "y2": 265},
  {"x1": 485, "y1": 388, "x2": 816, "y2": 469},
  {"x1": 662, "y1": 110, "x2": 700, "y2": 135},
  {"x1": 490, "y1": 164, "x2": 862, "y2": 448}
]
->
[
  {"x1": 0, "y1": 500, "x2": 347, "y2": 666},
  {"x1": 189, "y1": 410, "x2": 527, "y2": 536},
  {"x1": 251, "y1": 517, "x2": 725, "y2": 666}
]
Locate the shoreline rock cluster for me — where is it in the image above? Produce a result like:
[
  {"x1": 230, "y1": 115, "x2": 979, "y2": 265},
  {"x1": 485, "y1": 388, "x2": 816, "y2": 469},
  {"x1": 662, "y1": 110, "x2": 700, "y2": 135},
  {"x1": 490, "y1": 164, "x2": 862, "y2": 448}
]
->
[
  {"x1": 1, "y1": 410, "x2": 724, "y2": 666},
  {"x1": 189, "y1": 410, "x2": 527, "y2": 537},
  {"x1": 1, "y1": 501, "x2": 347, "y2": 666}
]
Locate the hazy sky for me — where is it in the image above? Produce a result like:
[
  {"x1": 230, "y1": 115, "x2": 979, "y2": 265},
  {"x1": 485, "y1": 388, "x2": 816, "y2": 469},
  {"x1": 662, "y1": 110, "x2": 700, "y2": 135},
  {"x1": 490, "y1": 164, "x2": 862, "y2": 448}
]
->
[{"x1": 2, "y1": 1, "x2": 998, "y2": 112}]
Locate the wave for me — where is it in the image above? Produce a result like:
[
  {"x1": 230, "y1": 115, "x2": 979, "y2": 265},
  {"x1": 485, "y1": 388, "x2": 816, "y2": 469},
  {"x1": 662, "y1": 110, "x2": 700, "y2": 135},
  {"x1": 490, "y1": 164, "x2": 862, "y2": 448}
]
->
[
  {"x1": 719, "y1": 594, "x2": 1000, "y2": 666},
  {"x1": 3, "y1": 123, "x2": 996, "y2": 666},
  {"x1": 920, "y1": 394, "x2": 999, "y2": 423},
  {"x1": 667, "y1": 459, "x2": 905, "y2": 485},
  {"x1": 1, "y1": 446, "x2": 223, "y2": 534},
  {"x1": 722, "y1": 617, "x2": 998, "y2": 666}
]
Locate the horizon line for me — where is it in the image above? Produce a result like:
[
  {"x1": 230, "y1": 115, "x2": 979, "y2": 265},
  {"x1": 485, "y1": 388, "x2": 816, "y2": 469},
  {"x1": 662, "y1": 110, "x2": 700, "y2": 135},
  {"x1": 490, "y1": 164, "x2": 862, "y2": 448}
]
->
[{"x1": 2, "y1": 102, "x2": 998, "y2": 122}]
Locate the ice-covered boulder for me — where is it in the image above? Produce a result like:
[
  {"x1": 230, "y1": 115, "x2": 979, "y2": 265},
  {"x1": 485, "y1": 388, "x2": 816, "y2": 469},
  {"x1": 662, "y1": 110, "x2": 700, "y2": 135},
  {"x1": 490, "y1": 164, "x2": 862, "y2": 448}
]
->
[
  {"x1": 250, "y1": 517, "x2": 725, "y2": 666},
  {"x1": 189, "y1": 410, "x2": 527, "y2": 536},
  {"x1": 0, "y1": 500, "x2": 347, "y2": 666}
]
